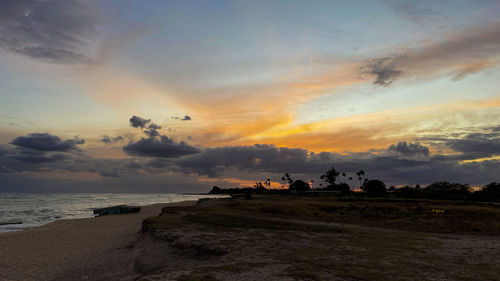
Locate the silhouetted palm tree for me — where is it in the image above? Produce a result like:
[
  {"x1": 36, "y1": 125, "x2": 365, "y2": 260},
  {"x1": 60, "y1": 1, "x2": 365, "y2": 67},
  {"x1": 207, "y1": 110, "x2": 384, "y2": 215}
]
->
[
  {"x1": 321, "y1": 167, "x2": 340, "y2": 186},
  {"x1": 281, "y1": 173, "x2": 293, "y2": 188},
  {"x1": 356, "y1": 170, "x2": 366, "y2": 186}
]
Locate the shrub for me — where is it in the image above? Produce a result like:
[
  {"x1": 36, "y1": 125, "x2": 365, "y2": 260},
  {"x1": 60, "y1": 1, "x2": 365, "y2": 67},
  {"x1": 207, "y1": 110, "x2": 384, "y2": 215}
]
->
[
  {"x1": 472, "y1": 182, "x2": 500, "y2": 202},
  {"x1": 361, "y1": 179, "x2": 387, "y2": 196},
  {"x1": 289, "y1": 179, "x2": 311, "y2": 193},
  {"x1": 424, "y1": 181, "x2": 470, "y2": 200}
]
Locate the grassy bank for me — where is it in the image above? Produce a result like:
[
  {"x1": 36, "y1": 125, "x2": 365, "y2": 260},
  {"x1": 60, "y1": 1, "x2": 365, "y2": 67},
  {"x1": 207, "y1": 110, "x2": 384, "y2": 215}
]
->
[
  {"x1": 145, "y1": 195, "x2": 500, "y2": 235},
  {"x1": 134, "y1": 196, "x2": 500, "y2": 281}
]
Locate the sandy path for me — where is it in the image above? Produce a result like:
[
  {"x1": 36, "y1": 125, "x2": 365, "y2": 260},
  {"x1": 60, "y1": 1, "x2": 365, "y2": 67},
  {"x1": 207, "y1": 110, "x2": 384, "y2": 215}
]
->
[{"x1": 0, "y1": 201, "x2": 196, "y2": 281}]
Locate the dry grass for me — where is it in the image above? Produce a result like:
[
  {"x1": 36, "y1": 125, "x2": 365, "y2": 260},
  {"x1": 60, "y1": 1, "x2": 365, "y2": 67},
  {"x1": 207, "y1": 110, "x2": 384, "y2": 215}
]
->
[
  {"x1": 138, "y1": 195, "x2": 500, "y2": 281},
  {"x1": 162, "y1": 195, "x2": 500, "y2": 235}
]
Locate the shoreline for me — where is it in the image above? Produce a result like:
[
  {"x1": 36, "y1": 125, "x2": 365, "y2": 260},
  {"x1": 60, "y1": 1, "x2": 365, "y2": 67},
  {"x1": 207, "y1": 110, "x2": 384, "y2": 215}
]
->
[
  {"x1": 0, "y1": 200, "x2": 197, "y2": 281},
  {"x1": 0, "y1": 193, "x2": 225, "y2": 234}
]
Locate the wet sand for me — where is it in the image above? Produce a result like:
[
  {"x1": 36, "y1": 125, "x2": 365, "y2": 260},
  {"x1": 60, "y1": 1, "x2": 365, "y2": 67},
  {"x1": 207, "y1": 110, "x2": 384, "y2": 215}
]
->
[{"x1": 0, "y1": 201, "x2": 196, "y2": 281}]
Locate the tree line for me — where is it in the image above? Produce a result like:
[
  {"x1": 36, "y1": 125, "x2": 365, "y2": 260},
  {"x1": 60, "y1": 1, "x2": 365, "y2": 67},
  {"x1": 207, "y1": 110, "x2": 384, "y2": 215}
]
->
[{"x1": 209, "y1": 166, "x2": 500, "y2": 202}]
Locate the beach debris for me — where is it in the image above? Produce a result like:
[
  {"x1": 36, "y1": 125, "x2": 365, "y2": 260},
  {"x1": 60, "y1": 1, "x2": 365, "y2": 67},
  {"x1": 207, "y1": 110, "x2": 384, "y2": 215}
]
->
[
  {"x1": 0, "y1": 220, "x2": 23, "y2": 226},
  {"x1": 93, "y1": 205, "x2": 141, "y2": 217}
]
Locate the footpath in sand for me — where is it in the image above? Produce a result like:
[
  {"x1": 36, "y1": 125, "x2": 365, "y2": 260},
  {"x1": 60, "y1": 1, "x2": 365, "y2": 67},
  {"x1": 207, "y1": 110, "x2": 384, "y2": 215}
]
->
[{"x1": 0, "y1": 201, "x2": 196, "y2": 281}]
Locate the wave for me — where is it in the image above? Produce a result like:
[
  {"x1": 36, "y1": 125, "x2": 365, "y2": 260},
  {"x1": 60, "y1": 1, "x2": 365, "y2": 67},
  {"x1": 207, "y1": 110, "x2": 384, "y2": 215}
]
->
[{"x1": 0, "y1": 193, "x2": 227, "y2": 233}]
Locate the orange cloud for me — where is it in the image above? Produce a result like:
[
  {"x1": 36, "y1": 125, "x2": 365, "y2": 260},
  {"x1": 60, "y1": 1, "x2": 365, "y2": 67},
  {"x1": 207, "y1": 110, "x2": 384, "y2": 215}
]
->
[{"x1": 192, "y1": 97, "x2": 500, "y2": 152}]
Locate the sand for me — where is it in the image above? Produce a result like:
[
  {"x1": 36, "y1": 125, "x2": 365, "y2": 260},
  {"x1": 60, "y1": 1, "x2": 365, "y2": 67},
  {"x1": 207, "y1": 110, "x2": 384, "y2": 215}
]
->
[{"x1": 0, "y1": 201, "x2": 196, "y2": 281}]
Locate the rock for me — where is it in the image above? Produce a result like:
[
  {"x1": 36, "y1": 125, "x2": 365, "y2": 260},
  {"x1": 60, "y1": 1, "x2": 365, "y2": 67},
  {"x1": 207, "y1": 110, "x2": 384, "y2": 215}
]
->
[
  {"x1": 0, "y1": 220, "x2": 23, "y2": 226},
  {"x1": 93, "y1": 205, "x2": 141, "y2": 216}
]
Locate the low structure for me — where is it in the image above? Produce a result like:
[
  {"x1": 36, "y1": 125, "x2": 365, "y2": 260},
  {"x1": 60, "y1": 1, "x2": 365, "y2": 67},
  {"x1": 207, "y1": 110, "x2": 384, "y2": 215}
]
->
[{"x1": 93, "y1": 205, "x2": 141, "y2": 216}]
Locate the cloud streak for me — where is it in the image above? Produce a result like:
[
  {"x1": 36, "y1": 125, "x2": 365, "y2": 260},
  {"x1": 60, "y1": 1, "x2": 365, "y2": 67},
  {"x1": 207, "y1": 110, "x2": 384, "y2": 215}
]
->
[
  {"x1": 100, "y1": 135, "x2": 124, "y2": 145},
  {"x1": 361, "y1": 21, "x2": 500, "y2": 85},
  {"x1": 0, "y1": 0, "x2": 98, "y2": 64},
  {"x1": 172, "y1": 115, "x2": 192, "y2": 121},
  {"x1": 361, "y1": 56, "x2": 404, "y2": 86}
]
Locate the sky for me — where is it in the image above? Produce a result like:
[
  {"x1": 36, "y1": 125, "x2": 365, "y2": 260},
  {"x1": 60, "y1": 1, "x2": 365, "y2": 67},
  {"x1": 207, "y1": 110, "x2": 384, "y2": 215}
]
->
[{"x1": 1, "y1": 0, "x2": 500, "y2": 193}]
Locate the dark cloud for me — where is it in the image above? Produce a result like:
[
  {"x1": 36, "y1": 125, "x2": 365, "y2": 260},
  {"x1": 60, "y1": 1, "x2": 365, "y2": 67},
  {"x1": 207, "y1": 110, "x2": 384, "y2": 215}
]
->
[
  {"x1": 172, "y1": 115, "x2": 192, "y2": 121},
  {"x1": 417, "y1": 127, "x2": 500, "y2": 159},
  {"x1": 1, "y1": 135, "x2": 499, "y2": 187},
  {"x1": 100, "y1": 135, "x2": 124, "y2": 145},
  {"x1": 172, "y1": 144, "x2": 309, "y2": 177},
  {"x1": 446, "y1": 133, "x2": 500, "y2": 158},
  {"x1": 0, "y1": 0, "x2": 98, "y2": 64},
  {"x1": 10, "y1": 133, "x2": 84, "y2": 151},
  {"x1": 123, "y1": 135, "x2": 199, "y2": 158},
  {"x1": 490, "y1": 125, "x2": 500, "y2": 132},
  {"x1": 361, "y1": 56, "x2": 403, "y2": 86},
  {"x1": 129, "y1": 115, "x2": 162, "y2": 137},
  {"x1": 144, "y1": 122, "x2": 161, "y2": 138},
  {"x1": 388, "y1": 141, "x2": 430, "y2": 157},
  {"x1": 126, "y1": 115, "x2": 197, "y2": 157},
  {"x1": 166, "y1": 142, "x2": 499, "y2": 185},
  {"x1": 0, "y1": 145, "x2": 8, "y2": 157},
  {"x1": 129, "y1": 116, "x2": 151, "y2": 128},
  {"x1": 2, "y1": 127, "x2": 499, "y2": 189},
  {"x1": 11, "y1": 151, "x2": 68, "y2": 164}
]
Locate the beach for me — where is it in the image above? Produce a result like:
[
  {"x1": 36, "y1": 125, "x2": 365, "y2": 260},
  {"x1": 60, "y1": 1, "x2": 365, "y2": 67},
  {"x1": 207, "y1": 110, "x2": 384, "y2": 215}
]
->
[
  {"x1": 0, "y1": 201, "x2": 196, "y2": 281},
  {"x1": 1, "y1": 196, "x2": 500, "y2": 281}
]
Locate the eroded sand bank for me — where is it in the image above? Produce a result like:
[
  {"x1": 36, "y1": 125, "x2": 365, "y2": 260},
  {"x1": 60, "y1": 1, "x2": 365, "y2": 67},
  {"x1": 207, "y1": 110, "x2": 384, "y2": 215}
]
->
[{"x1": 0, "y1": 201, "x2": 196, "y2": 281}]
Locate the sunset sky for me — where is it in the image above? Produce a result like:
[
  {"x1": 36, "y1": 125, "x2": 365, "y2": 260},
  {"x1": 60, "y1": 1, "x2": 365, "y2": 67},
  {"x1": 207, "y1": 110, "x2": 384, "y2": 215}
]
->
[{"x1": 1, "y1": 0, "x2": 500, "y2": 192}]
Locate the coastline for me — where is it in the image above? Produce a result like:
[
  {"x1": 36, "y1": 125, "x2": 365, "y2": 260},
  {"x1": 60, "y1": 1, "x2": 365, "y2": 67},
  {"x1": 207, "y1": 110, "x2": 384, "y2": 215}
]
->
[
  {"x1": 1, "y1": 196, "x2": 499, "y2": 281},
  {"x1": 0, "y1": 200, "x2": 197, "y2": 281}
]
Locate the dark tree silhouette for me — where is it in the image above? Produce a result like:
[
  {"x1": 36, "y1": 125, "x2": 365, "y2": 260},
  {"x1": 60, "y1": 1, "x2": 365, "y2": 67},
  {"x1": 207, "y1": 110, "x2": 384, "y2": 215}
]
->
[
  {"x1": 361, "y1": 179, "x2": 387, "y2": 195},
  {"x1": 265, "y1": 178, "x2": 271, "y2": 188},
  {"x1": 254, "y1": 181, "x2": 266, "y2": 193},
  {"x1": 281, "y1": 173, "x2": 293, "y2": 187},
  {"x1": 473, "y1": 182, "x2": 500, "y2": 201},
  {"x1": 288, "y1": 179, "x2": 311, "y2": 193},
  {"x1": 425, "y1": 182, "x2": 470, "y2": 200},
  {"x1": 393, "y1": 184, "x2": 423, "y2": 198},
  {"x1": 320, "y1": 167, "x2": 340, "y2": 186}
]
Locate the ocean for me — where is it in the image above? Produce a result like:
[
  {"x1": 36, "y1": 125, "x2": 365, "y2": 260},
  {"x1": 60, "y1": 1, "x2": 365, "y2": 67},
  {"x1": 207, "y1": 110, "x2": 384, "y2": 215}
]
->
[{"x1": 0, "y1": 193, "x2": 225, "y2": 233}]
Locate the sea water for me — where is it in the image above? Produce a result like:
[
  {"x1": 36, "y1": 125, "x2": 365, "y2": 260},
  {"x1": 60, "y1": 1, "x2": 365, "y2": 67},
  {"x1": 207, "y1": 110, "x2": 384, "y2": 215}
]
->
[{"x1": 0, "y1": 193, "x2": 224, "y2": 233}]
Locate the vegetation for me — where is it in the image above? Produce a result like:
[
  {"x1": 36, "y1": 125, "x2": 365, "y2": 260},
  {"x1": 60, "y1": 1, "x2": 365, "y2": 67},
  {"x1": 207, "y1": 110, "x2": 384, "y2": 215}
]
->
[
  {"x1": 209, "y1": 166, "x2": 500, "y2": 202},
  {"x1": 141, "y1": 196, "x2": 500, "y2": 280},
  {"x1": 361, "y1": 179, "x2": 387, "y2": 196},
  {"x1": 288, "y1": 179, "x2": 311, "y2": 193},
  {"x1": 146, "y1": 169, "x2": 500, "y2": 281},
  {"x1": 472, "y1": 182, "x2": 500, "y2": 201},
  {"x1": 145, "y1": 196, "x2": 500, "y2": 235}
]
